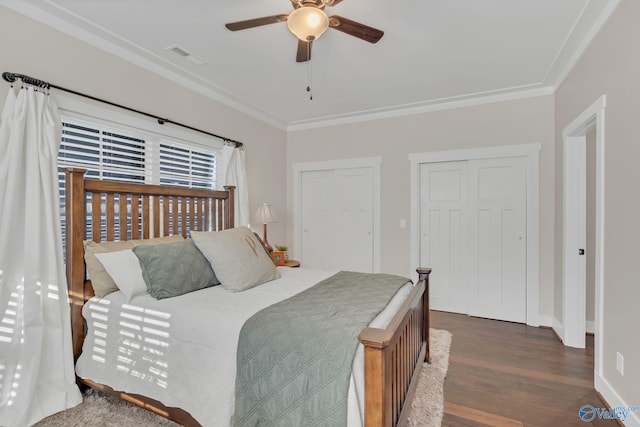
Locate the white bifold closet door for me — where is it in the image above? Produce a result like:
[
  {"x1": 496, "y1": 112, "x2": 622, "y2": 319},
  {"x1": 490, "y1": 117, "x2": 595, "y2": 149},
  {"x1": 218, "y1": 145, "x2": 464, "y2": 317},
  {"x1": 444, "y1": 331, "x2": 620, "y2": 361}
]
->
[
  {"x1": 300, "y1": 167, "x2": 374, "y2": 272},
  {"x1": 420, "y1": 156, "x2": 527, "y2": 323}
]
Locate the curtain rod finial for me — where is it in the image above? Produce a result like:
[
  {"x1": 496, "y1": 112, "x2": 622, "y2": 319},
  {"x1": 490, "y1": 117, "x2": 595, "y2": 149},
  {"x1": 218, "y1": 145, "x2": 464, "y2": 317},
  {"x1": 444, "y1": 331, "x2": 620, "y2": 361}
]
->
[{"x1": 2, "y1": 72, "x2": 16, "y2": 83}]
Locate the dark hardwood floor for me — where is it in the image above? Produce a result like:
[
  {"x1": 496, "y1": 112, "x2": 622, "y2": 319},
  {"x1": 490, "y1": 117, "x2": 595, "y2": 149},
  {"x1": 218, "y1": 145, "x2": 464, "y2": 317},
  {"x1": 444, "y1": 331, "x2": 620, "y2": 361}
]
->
[{"x1": 431, "y1": 311, "x2": 618, "y2": 427}]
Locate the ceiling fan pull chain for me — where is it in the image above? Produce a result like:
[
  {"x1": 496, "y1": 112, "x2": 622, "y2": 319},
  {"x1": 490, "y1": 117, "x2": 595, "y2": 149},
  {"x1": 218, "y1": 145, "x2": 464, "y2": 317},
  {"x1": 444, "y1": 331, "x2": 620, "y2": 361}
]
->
[{"x1": 307, "y1": 42, "x2": 313, "y2": 100}]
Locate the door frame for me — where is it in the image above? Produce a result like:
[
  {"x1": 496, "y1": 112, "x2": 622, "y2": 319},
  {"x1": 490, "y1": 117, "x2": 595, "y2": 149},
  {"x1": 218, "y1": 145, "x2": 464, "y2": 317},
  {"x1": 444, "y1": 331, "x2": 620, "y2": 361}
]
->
[
  {"x1": 409, "y1": 143, "x2": 541, "y2": 326},
  {"x1": 561, "y1": 96, "x2": 606, "y2": 378},
  {"x1": 292, "y1": 157, "x2": 381, "y2": 272}
]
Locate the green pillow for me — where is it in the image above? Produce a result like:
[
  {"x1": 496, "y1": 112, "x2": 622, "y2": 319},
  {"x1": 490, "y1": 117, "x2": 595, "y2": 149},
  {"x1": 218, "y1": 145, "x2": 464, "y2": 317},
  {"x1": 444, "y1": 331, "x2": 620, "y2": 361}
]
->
[
  {"x1": 84, "y1": 234, "x2": 184, "y2": 298},
  {"x1": 132, "y1": 239, "x2": 219, "y2": 299}
]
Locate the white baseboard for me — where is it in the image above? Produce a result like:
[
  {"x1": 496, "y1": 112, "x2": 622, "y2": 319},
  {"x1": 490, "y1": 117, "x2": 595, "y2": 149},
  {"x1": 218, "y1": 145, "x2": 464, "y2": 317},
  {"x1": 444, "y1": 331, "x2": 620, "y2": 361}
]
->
[
  {"x1": 545, "y1": 317, "x2": 594, "y2": 340},
  {"x1": 537, "y1": 314, "x2": 552, "y2": 328},
  {"x1": 552, "y1": 316, "x2": 565, "y2": 342},
  {"x1": 595, "y1": 374, "x2": 640, "y2": 426}
]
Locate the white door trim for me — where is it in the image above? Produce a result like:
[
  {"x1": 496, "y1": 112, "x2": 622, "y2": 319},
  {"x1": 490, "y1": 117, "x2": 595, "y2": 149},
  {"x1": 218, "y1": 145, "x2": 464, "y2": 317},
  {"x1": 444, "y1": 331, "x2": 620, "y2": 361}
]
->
[
  {"x1": 561, "y1": 95, "x2": 606, "y2": 379},
  {"x1": 409, "y1": 143, "x2": 541, "y2": 326},
  {"x1": 292, "y1": 157, "x2": 381, "y2": 272}
]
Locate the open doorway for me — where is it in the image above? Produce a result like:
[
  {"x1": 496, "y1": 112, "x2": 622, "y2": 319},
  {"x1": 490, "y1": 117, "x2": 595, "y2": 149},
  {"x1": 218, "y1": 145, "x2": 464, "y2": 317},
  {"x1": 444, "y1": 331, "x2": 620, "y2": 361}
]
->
[{"x1": 561, "y1": 95, "x2": 606, "y2": 380}]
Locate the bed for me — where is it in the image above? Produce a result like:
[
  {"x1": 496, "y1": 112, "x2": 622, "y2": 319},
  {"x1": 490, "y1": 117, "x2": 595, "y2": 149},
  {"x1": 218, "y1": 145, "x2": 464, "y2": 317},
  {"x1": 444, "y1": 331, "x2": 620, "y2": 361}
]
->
[{"x1": 64, "y1": 168, "x2": 432, "y2": 427}]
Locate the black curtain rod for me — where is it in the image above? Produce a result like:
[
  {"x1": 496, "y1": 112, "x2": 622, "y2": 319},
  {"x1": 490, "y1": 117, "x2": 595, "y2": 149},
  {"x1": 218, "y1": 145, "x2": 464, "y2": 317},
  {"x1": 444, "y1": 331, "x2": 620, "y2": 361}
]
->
[{"x1": 2, "y1": 71, "x2": 243, "y2": 148}]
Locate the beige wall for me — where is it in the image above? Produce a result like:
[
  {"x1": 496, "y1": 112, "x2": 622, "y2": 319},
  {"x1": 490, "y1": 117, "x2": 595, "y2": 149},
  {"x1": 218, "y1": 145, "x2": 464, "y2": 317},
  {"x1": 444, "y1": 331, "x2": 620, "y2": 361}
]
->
[
  {"x1": 555, "y1": 0, "x2": 639, "y2": 409},
  {"x1": 287, "y1": 95, "x2": 556, "y2": 319},
  {"x1": 0, "y1": 6, "x2": 288, "y2": 244}
]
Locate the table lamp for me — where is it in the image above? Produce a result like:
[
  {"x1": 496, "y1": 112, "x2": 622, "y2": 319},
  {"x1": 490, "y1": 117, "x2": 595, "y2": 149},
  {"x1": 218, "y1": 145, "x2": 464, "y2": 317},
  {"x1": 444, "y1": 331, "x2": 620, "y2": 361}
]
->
[{"x1": 254, "y1": 203, "x2": 277, "y2": 252}]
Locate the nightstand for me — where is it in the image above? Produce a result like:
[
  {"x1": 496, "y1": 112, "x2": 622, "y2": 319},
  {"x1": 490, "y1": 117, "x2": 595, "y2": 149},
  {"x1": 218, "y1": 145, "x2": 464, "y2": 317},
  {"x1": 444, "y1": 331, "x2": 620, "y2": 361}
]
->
[{"x1": 282, "y1": 260, "x2": 300, "y2": 268}]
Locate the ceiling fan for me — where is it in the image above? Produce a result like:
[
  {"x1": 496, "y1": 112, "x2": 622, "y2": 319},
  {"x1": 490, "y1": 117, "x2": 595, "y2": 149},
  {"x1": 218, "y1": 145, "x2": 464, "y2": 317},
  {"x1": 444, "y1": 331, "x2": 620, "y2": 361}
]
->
[{"x1": 225, "y1": 0, "x2": 384, "y2": 63}]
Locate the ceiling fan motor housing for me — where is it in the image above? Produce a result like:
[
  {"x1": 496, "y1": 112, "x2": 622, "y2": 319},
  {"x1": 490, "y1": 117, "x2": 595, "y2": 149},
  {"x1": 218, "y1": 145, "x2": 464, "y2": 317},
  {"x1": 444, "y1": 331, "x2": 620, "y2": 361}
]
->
[{"x1": 291, "y1": 0, "x2": 328, "y2": 10}]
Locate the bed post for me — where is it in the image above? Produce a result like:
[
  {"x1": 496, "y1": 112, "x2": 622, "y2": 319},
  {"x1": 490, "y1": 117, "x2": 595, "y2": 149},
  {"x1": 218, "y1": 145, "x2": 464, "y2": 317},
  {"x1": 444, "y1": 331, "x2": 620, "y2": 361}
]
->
[
  {"x1": 417, "y1": 267, "x2": 432, "y2": 363},
  {"x1": 65, "y1": 168, "x2": 87, "y2": 361},
  {"x1": 223, "y1": 185, "x2": 235, "y2": 228}
]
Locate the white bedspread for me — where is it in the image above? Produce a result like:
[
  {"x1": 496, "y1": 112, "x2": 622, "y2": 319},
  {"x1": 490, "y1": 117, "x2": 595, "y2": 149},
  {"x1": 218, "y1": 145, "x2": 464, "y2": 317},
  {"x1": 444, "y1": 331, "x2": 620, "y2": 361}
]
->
[{"x1": 75, "y1": 267, "x2": 413, "y2": 426}]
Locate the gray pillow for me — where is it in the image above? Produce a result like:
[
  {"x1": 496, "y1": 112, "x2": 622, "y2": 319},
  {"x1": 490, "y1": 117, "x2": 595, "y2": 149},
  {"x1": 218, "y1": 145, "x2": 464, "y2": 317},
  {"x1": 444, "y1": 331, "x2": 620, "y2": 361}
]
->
[
  {"x1": 132, "y1": 239, "x2": 220, "y2": 299},
  {"x1": 191, "y1": 227, "x2": 280, "y2": 292},
  {"x1": 84, "y1": 234, "x2": 185, "y2": 298}
]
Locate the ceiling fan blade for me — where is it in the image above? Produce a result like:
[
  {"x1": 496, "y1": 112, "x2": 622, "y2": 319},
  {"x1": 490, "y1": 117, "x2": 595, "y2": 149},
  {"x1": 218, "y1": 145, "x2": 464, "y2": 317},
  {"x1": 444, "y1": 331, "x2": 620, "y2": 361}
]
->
[
  {"x1": 296, "y1": 40, "x2": 312, "y2": 63},
  {"x1": 225, "y1": 14, "x2": 288, "y2": 31},
  {"x1": 328, "y1": 15, "x2": 384, "y2": 43}
]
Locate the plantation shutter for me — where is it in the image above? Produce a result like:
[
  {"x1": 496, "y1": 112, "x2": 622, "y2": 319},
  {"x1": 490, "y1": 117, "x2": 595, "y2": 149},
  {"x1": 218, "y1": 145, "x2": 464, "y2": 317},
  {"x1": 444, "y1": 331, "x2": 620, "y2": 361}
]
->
[
  {"x1": 159, "y1": 142, "x2": 216, "y2": 189},
  {"x1": 57, "y1": 116, "x2": 218, "y2": 251},
  {"x1": 57, "y1": 120, "x2": 147, "y2": 246}
]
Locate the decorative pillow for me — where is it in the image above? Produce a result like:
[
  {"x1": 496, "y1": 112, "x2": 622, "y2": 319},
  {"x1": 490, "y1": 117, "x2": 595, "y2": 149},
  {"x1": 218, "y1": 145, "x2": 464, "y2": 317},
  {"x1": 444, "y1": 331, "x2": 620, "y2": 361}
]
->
[
  {"x1": 132, "y1": 239, "x2": 220, "y2": 299},
  {"x1": 191, "y1": 227, "x2": 281, "y2": 293},
  {"x1": 84, "y1": 234, "x2": 184, "y2": 298},
  {"x1": 95, "y1": 249, "x2": 147, "y2": 301},
  {"x1": 253, "y1": 232, "x2": 274, "y2": 260}
]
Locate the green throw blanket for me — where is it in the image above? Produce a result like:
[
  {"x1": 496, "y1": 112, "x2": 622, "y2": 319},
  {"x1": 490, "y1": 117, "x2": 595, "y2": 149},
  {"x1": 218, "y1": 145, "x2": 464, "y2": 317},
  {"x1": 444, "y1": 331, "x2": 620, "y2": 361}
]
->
[{"x1": 232, "y1": 271, "x2": 411, "y2": 427}]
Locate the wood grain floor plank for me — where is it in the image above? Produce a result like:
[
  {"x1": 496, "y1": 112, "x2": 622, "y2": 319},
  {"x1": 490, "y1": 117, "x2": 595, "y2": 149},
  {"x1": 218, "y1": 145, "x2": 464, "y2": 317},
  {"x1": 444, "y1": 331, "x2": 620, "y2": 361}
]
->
[
  {"x1": 444, "y1": 401, "x2": 524, "y2": 426},
  {"x1": 431, "y1": 311, "x2": 619, "y2": 427},
  {"x1": 449, "y1": 354, "x2": 593, "y2": 388}
]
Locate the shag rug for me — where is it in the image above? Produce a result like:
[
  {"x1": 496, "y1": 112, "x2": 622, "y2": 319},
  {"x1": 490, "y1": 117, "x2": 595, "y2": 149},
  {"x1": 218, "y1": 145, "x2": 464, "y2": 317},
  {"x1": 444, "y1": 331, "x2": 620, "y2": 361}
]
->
[{"x1": 36, "y1": 329, "x2": 451, "y2": 427}]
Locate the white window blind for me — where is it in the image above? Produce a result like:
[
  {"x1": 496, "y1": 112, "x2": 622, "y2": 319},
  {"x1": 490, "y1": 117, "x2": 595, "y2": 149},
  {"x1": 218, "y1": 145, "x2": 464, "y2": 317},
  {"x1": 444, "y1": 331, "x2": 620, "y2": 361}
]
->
[
  {"x1": 159, "y1": 142, "x2": 216, "y2": 189},
  {"x1": 57, "y1": 115, "x2": 218, "y2": 249},
  {"x1": 58, "y1": 120, "x2": 146, "y2": 182}
]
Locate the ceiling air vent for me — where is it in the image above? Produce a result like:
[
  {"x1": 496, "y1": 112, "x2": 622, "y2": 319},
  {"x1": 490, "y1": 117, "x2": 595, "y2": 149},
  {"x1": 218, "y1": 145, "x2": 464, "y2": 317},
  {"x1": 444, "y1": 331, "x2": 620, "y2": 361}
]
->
[{"x1": 165, "y1": 44, "x2": 207, "y2": 65}]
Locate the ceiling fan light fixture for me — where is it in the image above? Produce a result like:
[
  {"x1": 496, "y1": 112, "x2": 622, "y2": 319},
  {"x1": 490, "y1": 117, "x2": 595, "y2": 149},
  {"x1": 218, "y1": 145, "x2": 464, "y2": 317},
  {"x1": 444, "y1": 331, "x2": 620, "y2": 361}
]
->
[{"x1": 287, "y1": 6, "x2": 329, "y2": 41}]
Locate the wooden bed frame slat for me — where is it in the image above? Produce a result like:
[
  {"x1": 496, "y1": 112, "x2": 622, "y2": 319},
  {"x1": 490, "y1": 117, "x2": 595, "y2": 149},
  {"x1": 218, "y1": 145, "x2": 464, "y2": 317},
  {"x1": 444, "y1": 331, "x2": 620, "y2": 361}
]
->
[
  {"x1": 131, "y1": 195, "x2": 140, "y2": 240},
  {"x1": 142, "y1": 195, "x2": 150, "y2": 239},
  {"x1": 153, "y1": 196, "x2": 160, "y2": 238},
  {"x1": 106, "y1": 193, "x2": 114, "y2": 241},
  {"x1": 64, "y1": 168, "x2": 430, "y2": 427},
  {"x1": 119, "y1": 194, "x2": 128, "y2": 241}
]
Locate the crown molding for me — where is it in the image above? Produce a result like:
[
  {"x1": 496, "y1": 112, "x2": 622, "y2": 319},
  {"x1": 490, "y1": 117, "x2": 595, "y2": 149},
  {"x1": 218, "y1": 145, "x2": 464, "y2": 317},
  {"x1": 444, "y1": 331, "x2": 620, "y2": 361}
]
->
[
  {"x1": 286, "y1": 85, "x2": 554, "y2": 131},
  {"x1": 0, "y1": 0, "x2": 288, "y2": 130},
  {"x1": 545, "y1": 0, "x2": 622, "y2": 91}
]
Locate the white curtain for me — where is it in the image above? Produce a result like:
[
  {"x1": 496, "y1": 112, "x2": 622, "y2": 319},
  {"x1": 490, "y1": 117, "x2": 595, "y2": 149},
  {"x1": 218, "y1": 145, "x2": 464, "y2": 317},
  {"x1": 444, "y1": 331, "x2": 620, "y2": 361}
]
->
[
  {"x1": 220, "y1": 143, "x2": 249, "y2": 227},
  {"x1": 0, "y1": 87, "x2": 82, "y2": 426}
]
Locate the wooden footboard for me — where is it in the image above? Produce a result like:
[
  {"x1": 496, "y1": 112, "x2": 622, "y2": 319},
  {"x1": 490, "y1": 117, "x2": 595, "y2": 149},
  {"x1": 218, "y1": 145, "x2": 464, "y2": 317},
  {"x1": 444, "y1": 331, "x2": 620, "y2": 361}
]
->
[{"x1": 359, "y1": 268, "x2": 431, "y2": 427}]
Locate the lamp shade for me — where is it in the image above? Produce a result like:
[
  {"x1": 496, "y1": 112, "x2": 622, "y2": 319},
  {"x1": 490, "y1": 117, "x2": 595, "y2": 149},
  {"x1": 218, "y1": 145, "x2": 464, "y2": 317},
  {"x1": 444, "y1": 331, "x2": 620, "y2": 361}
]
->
[
  {"x1": 254, "y1": 203, "x2": 277, "y2": 224},
  {"x1": 287, "y1": 6, "x2": 329, "y2": 41}
]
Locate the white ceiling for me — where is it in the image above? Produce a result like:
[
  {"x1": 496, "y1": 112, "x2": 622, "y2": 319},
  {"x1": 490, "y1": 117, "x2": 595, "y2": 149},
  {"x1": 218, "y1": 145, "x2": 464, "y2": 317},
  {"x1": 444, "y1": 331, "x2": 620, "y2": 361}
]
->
[{"x1": 3, "y1": 0, "x2": 620, "y2": 130}]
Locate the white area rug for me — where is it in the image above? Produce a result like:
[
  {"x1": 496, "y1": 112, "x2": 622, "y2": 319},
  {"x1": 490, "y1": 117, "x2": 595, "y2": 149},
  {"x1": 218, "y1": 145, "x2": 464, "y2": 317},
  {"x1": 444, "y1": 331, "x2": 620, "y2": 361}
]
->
[{"x1": 407, "y1": 328, "x2": 452, "y2": 427}]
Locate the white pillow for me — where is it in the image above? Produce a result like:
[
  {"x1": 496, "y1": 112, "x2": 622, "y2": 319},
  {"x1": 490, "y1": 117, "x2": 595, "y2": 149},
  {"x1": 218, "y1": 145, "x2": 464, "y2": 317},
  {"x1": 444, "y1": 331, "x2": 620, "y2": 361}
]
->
[
  {"x1": 191, "y1": 227, "x2": 280, "y2": 292},
  {"x1": 95, "y1": 249, "x2": 148, "y2": 301}
]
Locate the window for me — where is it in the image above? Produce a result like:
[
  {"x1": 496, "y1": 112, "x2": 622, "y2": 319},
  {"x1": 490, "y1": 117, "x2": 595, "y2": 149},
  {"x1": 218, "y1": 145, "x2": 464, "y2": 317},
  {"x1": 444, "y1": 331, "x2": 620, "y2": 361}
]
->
[
  {"x1": 159, "y1": 142, "x2": 216, "y2": 188},
  {"x1": 58, "y1": 121, "x2": 146, "y2": 181},
  {"x1": 57, "y1": 113, "x2": 219, "y2": 250}
]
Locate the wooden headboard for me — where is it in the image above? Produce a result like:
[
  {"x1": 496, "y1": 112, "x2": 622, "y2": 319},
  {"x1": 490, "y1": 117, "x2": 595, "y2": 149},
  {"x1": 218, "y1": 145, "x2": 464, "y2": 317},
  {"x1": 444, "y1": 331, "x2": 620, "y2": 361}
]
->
[{"x1": 64, "y1": 168, "x2": 236, "y2": 360}]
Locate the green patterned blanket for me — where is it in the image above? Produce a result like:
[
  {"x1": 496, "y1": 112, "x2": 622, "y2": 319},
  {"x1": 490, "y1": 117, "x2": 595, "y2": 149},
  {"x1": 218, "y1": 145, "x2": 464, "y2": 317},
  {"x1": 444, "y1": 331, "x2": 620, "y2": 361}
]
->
[{"x1": 232, "y1": 271, "x2": 410, "y2": 427}]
